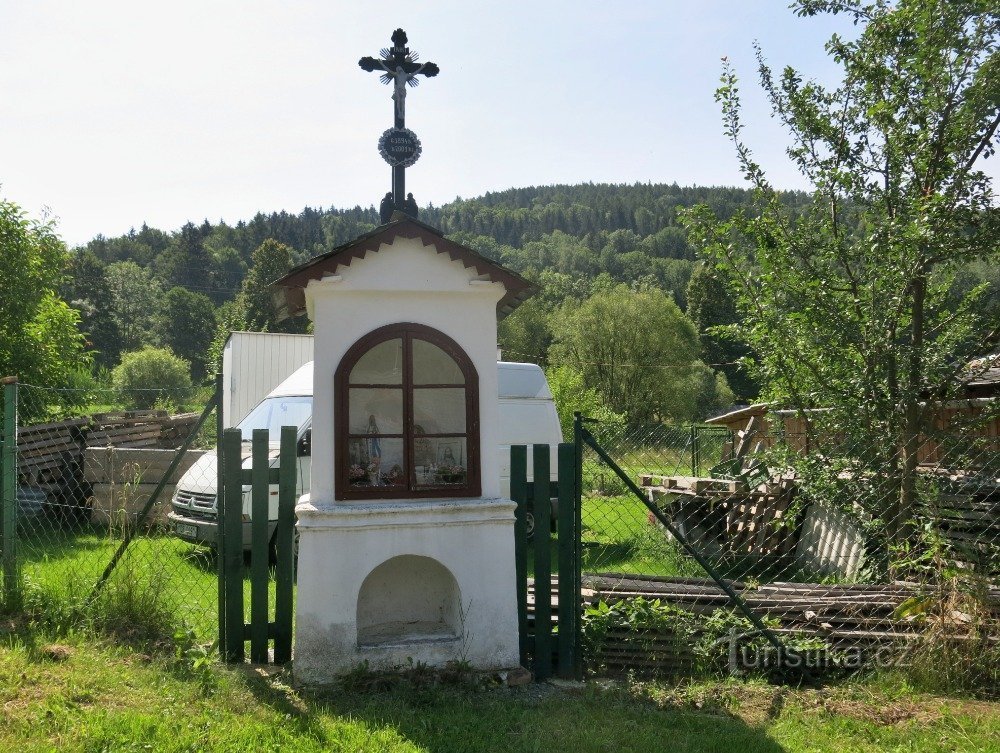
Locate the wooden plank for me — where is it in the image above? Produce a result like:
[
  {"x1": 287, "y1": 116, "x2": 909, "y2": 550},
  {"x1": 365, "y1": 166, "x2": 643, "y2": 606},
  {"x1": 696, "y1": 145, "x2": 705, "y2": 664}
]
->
[
  {"x1": 83, "y1": 447, "x2": 206, "y2": 484},
  {"x1": 511, "y1": 445, "x2": 528, "y2": 666},
  {"x1": 556, "y1": 442, "x2": 577, "y2": 679},
  {"x1": 89, "y1": 426, "x2": 162, "y2": 441},
  {"x1": 249, "y1": 430, "x2": 270, "y2": 664},
  {"x1": 732, "y1": 414, "x2": 760, "y2": 461},
  {"x1": 222, "y1": 429, "x2": 245, "y2": 663},
  {"x1": 93, "y1": 410, "x2": 168, "y2": 425},
  {"x1": 272, "y1": 426, "x2": 296, "y2": 665},
  {"x1": 90, "y1": 483, "x2": 176, "y2": 527},
  {"x1": 532, "y1": 444, "x2": 552, "y2": 680}
]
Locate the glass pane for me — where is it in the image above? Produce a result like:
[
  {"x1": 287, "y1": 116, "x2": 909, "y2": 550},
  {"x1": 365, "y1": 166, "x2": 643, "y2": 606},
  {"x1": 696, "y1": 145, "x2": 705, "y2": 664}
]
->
[
  {"x1": 350, "y1": 339, "x2": 403, "y2": 384},
  {"x1": 414, "y1": 388, "x2": 466, "y2": 434},
  {"x1": 349, "y1": 388, "x2": 403, "y2": 434},
  {"x1": 413, "y1": 339, "x2": 464, "y2": 385},
  {"x1": 414, "y1": 437, "x2": 468, "y2": 487},
  {"x1": 236, "y1": 396, "x2": 312, "y2": 436},
  {"x1": 347, "y1": 437, "x2": 405, "y2": 489}
]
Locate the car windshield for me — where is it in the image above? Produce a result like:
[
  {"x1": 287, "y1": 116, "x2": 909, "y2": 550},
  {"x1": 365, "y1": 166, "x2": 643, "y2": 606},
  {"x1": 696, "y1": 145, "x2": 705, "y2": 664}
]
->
[{"x1": 236, "y1": 396, "x2": 312, "y2": 438}]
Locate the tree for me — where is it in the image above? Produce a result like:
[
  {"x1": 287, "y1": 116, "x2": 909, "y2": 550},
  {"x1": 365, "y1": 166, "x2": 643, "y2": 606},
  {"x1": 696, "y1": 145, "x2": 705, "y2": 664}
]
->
[
  {"x1": 153, "y1": 287, "x2": 217, "y2": 381},
  {"x1": 681, "y1": 0, "x2": 1000, "y2": 551},
  {"x1": 549, "y1": 284, "x2": 730, "y2": 424},
  {"x1": 205, "y1": 299, "x2": 248, "y2": 378},
  {"x1": 61, "y1": 249, "x2": 121, "y2": 367},
  {"x1": 686, "y1": 262, "x2": 757, "y2": 401},
  {"x1": 545, "y1": 365, "x2": 626, "y2": 441},
  {"x1": 105, "y1": 261, "x2": 162, "y2": 353},
  {"x1": 0, "y1": 199, "x2": 91, "y2": 405},
  {"x1": 155, "y1": 221, "x2": 216, "y2": 293},
  {"x1": 239, "y1": 239, "x2": 305, "y2": 333},
  {"x1": 112, "y1": 346, "x2": 192, "y2": 410},
  {"x1": 498, "y1": 297, "x2": 552, "y2": 365}
]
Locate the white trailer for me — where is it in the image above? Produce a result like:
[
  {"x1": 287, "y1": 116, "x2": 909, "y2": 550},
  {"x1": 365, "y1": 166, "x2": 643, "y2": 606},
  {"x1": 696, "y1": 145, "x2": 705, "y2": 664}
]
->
[{"x1": 221, "y1": 332, "x2": 314, "y2": 428}]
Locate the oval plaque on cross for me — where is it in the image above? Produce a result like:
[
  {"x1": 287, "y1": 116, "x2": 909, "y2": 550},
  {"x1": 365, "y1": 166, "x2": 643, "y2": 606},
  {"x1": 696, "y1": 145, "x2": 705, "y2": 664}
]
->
[{"x1": 378, "y1": 127, "x2": 422, "y2": 168}]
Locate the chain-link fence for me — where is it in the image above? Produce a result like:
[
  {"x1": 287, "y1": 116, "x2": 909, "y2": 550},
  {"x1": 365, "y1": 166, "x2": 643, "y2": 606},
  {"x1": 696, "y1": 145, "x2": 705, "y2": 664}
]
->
[
  {"x1": 579, "y1": 408, "x2": 1000, "y2": 695},
  {"x1": 3, "y1": 382, "x2": 231, "y2": 643}
]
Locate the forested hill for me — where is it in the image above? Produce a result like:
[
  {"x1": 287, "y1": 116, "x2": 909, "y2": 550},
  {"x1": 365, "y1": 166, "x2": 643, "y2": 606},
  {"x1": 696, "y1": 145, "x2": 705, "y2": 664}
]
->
[
  {"x1": 78, "y1": 182, "x2": 809, "y2": 267},
  {"x1": 63, "y1": 182, "x2": 809, "y2": 406},
  {"x1": 425, "y1": 183, "x2": 808, "y2": 246}
]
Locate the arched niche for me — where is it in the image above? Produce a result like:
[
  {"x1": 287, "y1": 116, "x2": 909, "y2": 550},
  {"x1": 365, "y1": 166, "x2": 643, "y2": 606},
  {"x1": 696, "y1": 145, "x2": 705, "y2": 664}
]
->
[{"x1": 356, "y1": 555, "x2": 461, "y2": 646}]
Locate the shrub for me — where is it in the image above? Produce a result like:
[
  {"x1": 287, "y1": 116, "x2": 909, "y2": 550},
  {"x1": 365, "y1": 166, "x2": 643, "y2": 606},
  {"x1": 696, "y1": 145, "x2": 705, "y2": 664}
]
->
[{"x1": 112, "y1": 346, "x2": 192, "y2": 409}]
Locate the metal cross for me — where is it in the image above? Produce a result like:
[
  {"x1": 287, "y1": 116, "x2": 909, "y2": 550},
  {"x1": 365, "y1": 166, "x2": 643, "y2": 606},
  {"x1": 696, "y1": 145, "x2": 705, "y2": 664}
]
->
[
  {"x1": 359, "y1": 28, "x2": 439, "y2": 128},
  {"x1": 359, "y1": 29, "x2": 439, "y2": 218}
]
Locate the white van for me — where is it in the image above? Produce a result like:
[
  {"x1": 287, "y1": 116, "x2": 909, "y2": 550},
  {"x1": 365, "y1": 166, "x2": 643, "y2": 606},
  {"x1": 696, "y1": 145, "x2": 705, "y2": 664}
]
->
[{"x1": 167, "y1": 361, "x2": 562, "y2": 549}]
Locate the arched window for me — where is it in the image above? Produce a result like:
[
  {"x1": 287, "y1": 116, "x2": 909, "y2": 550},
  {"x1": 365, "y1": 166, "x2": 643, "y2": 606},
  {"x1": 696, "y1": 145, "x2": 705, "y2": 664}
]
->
[{"x1": 335, "y1": 323, "x2": 480, "y2": 499}]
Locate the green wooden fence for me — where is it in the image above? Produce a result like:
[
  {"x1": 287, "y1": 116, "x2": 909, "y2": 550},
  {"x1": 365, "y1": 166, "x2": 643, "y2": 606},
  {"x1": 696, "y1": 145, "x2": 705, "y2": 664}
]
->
[
  {"x1": 511, "y1": 442, "x2": 581, "y2": 680},
  {"x1": 219, "y1": 426, "x2": 297, "y2": 664}
]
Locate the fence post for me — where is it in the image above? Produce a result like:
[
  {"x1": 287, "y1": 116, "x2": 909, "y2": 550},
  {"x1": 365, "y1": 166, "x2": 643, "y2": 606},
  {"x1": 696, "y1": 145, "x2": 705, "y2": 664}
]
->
[
  {"x1": 556, "y1": 442, "x2": 577, "y2": 679},
  {"x1": 1, "y1": 378, "x2": 19, "y2": 610},
  {"x1": 532, "y1": 444, "x2": 552, "y2": 680},
  {"x1": 249, "y1": 429, "x2": 269, "y2": 663},
  {"x1": 511, "y1": 445, "x2": 528, "y2": 666},
  {"x1": 273, "y1": 425, "x2": 297, "y2": 664},
  {"x1": 573, "y1": 413, "x2": 585, "y2": 678},
  {"x1": 215, "y1": 373, "x2": 226, "y2": 659},
  {"x1": 222, "y1": 428, "x2": 245, "y2": 662},
  {"x1": 691, "y1": 424, "x2": 701, "y2": 476}
]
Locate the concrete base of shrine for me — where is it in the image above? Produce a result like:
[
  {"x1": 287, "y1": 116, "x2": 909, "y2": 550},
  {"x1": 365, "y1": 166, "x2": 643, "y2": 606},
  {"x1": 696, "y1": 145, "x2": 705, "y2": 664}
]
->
[{"x1": 292, "y1": 494, "x2": 520, "y2": 685}]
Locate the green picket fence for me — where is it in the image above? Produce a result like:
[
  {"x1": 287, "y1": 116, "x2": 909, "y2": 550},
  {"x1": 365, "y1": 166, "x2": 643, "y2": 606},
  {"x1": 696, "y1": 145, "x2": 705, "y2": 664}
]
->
[
  {"x1": 511, "y1": 442, "x2": 581, "y2": 680},
  {"x1": 219, "y1": 426, "x2": 297, "y2": 664}
]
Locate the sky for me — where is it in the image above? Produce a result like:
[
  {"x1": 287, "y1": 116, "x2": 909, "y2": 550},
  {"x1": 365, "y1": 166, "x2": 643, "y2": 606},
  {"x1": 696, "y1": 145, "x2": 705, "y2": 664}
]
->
[{"x1": 0, "y1": 1, "x2": 971, "y2": 246}]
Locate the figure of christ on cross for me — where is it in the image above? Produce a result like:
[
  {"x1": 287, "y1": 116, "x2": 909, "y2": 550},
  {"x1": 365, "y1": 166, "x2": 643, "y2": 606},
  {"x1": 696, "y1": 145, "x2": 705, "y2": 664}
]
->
[{"x1": 359, "y1": 28, "x2": 439, "y2": 129}]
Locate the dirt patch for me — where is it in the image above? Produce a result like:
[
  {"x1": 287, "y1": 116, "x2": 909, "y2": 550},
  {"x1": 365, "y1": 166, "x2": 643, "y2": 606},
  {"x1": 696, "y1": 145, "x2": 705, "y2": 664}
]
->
[
  {"x1": 791, "y1": 688, "x2": 1000, "y2": 726},
  {"x1": 39, "y1": 644, "x2": 73, "y2": 662}
]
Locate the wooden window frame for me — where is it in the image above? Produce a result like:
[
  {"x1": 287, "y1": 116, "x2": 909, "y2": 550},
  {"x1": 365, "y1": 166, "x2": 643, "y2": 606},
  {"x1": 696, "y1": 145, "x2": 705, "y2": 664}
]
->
[{"x1": 335, "y1": 322, "x2": 481, "y2": 500}]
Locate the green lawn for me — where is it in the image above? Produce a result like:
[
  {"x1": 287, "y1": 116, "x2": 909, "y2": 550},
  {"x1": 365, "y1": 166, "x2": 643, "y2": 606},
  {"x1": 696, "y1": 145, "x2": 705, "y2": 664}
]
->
[
  {"x1": 0, "y1": 632, "x2": 997, "y2": 753},
  {"x1": 18, "y1": 524, "x2": 269, "y2": 640},
  {"x1": 581, "y1": 494, "x2": 703, "y2": 578}
]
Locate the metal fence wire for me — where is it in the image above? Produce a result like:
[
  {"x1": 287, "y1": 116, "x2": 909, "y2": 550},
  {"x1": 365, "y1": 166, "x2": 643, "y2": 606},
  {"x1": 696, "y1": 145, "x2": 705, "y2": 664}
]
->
[
  {"x1": 578, "y1": 412, "x2": 1000, "y2": 694},
  {"x1": 5, "y1": 382, "x2": 238, "y2": 642}
]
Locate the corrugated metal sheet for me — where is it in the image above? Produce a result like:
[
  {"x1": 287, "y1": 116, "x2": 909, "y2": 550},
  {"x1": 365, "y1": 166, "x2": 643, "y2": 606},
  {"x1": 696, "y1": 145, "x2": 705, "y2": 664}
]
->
[{"x1": 222, "y1": 332, "x2": 315, "y2": 427}]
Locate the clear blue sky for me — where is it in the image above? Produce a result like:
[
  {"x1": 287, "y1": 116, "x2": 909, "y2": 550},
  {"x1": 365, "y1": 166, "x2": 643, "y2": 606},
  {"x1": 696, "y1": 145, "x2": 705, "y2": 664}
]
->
[{"x1": 0, "y1": 1, "x2": 956, "y2": 245}]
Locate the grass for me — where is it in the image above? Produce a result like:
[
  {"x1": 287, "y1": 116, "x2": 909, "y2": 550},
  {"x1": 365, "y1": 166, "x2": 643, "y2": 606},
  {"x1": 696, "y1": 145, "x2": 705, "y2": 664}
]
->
[
  {"x1": 18, "y1": 522, "x2": 272, "y2": 640},
  {"x1": 0, "y1": 629, "x2": 998, "y2": 752},
  {"x1": 581, "y1": 494, "x2": 704, "y2": 577}
]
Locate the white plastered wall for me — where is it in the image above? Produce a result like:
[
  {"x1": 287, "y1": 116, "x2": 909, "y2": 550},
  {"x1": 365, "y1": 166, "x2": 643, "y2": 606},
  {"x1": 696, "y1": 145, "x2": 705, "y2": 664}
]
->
[
  {"x1": 305, "y1": 235, "x2": 504, "y2": 503},
  {"x1": 293, "y1": 234, "x2": 519, "y2": 682}
]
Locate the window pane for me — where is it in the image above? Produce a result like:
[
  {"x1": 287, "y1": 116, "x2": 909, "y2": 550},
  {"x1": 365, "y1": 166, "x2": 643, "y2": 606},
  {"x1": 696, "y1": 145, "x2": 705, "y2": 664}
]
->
[
  {"x1": 350, "y1": 339, "x2": 403, "y2": 384},
  {"x1": 347, "y1": 437, "x2": 405, "y2": 489},
  {"x1": 349, "y1": 388, "x2": 403, "y2": 434},
  {"x1": 413, "y1": 339, "x2": 464, "y2": 385},
  {"x1": 414, "y1": 437, "x2": 468, "y2": 487},
  {"x1": 414, "y1": 388, "x2": 466, "y2": 434},
  {"x1": 236, "y1": 396, "x2": 312, "y2": 436}
]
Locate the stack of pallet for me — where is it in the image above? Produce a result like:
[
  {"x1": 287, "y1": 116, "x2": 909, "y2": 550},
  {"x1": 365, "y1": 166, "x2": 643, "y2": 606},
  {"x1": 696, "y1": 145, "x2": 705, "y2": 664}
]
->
[
  {"x1": 17, "y1": 410, "x2": 202, "y2": 488},
  {"x1": 639, "y1": 474, "x2": 801, "y2": 561},
  {"x1": 84, "y1": 447, "x2": 208, "y2": 527},
  {"x1": 87, "y1": 410, "x2": 201, "y2": 449},
  {"x1": 16, "y1": 418, "x2": 89, "y2": 489},
  {"x1": 922, "y1": 474, "x2": 1000, "y2": 572}
]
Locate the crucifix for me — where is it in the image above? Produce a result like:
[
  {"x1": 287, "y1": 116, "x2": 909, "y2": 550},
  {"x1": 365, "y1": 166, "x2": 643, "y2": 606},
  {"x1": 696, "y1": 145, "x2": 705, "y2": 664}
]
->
[{"x1": 359, "y1": 29, "x2": 439, "y2": 220}]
